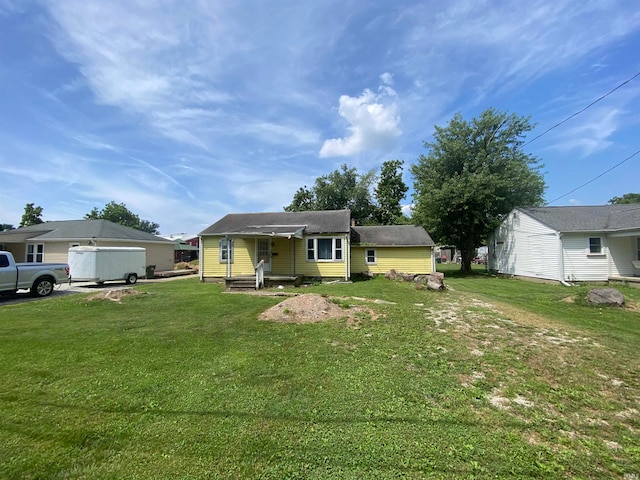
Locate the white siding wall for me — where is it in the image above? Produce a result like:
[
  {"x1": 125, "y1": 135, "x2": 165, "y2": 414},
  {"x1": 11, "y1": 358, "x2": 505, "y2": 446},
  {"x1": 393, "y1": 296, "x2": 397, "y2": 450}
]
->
[
  {"x1": 608, "y1": 236, "x2": 637, "y2": 277},
  {"x1": 489, "y1": 210, "x2": 561, "y2": 281},
  {"x1": 562, "y1": 234, "x2": 610, "y2": 282}
]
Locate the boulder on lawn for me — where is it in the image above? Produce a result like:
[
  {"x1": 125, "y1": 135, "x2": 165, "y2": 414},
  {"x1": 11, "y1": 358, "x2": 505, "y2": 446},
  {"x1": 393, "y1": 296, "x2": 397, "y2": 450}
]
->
[
  {"x1": 587, "y1": 288, "x2": 624, "y2": 307},
  {"x1": 427, "y1": 272, "x2": 445, "y2": 291},
  {"x1": 385, "y1": 269, "x2": 398, "y2": 280},
  {"x1": 414, "y1": 275, "x2": 428, "y2": 284}
]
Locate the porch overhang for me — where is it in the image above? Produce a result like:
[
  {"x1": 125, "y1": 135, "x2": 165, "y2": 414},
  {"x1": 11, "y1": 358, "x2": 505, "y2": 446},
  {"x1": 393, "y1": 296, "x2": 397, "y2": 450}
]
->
[{"x1": 211, "y1": 225, "x2": 306, "y2": 239}]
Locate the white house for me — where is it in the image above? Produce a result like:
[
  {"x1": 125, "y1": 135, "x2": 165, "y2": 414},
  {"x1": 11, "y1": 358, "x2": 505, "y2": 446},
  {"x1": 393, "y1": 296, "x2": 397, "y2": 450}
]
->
[{"x1": 488, "y1": 205, "x2": 640, "y2": 283}]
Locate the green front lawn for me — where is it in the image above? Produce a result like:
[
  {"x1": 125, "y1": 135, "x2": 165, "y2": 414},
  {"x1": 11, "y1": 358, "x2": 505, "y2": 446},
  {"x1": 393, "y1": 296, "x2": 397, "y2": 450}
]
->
[{"x1": 1, "y1": 275, "x2": 638, "y2": 479}]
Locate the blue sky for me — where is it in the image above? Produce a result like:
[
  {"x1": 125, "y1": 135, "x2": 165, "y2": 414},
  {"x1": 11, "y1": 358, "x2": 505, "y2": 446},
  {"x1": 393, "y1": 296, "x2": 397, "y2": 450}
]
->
[{"x1": 1, "y1": 1, "x2": 639, "y2": 236}]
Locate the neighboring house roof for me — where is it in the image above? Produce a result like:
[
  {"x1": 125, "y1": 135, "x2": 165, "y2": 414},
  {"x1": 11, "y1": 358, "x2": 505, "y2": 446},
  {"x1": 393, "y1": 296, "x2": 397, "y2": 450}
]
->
[
  {"x1": 0, "y1": 220, "x2": 173, "y2": 244},
  {"x1": 199, "y1": 210, "x2": 352, "y2": 237},
  {"x1": 162, "y1": 233, "x2": 199, "y2": 242},
  {"x1": 351, "y1": 225, "x2": 435, "y2": 246},
  {"x1": 519, "y1": 205, "x2": 640, "y2": 233},
  {"x1": 174, "y1": 243, "x2": 199, "y2": 251}
]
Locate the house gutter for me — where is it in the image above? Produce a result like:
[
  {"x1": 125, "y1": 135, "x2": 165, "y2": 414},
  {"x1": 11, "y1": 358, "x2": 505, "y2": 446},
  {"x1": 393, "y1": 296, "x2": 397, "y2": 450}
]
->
[{"x1": 557, "y1": 232, "x2": 572, "y2": 287}]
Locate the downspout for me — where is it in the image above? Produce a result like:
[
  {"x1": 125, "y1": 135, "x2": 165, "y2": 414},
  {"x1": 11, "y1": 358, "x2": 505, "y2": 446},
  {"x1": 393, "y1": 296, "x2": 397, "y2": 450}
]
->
[
  {"x1": 345, "y1": 232, "x2": 350, "y2": 281},
  {"x1": 605, "y1": 234, "x2": 612, "y2": 280},
  {"x1": 198, "y1": 236, "x2": 203, "y2": 282},
  {"x1": 558, "y1": 232, "x2": 572, "y2": 287},
  {"x1": 226, "y1": 235, "x2": 231, "y2": 278}
]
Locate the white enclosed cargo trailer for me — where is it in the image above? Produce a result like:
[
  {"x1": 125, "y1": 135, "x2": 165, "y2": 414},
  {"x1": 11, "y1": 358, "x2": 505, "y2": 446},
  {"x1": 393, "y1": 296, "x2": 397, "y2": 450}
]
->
[{"x1": 68, "y1": 246, "x2": 147, "y2": 285}]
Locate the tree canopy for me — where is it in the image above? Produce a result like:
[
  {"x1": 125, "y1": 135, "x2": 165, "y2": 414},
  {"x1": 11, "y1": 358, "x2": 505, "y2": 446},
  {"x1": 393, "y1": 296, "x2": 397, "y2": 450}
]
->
[
  {"x1": 0, "y1": 224, "x2": 15, "y2": 232},
  {"x1": 19, "y1": 203, "x2": 44, "y2": 227},
  {"x1": 85, "y1": 202, "x2": 160, "y2": 234},
  {"x1": 374, "y1": 159, "x2": 409, "y2": 225},
  {"x1": 411, "y1": 108, "x2": 546, "y2": 273},
  {"x1": 608, "y1": 193, "x2": 640, "y2": 204},
  {"x1": 284, "y1": 161, "x2": 409, "y2": 225}
]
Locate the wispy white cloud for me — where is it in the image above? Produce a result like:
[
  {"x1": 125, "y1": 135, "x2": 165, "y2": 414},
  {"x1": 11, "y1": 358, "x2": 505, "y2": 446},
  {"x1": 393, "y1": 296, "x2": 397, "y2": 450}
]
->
[
  {"x1": 550, "y1": 107, "x2": 620, "y2": 156},
  {"x1": 380, "y1": 72, "x2": 394, "y2": 85},
  {"x1": 394, "y1": 1, "x2": 640, "y2": 105}
]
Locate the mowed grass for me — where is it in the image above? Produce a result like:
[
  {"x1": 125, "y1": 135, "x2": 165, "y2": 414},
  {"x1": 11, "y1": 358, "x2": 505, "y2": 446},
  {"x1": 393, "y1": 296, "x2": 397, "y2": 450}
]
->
[{"x1": 0, "y1": 273, "x2": 638, "y2": 479}]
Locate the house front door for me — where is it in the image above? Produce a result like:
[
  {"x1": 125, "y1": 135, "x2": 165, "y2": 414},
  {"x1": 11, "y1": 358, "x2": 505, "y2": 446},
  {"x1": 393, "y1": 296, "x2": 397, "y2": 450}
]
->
[{"x1": 257, "y1": 239, "x2": 271, "y2": 273}]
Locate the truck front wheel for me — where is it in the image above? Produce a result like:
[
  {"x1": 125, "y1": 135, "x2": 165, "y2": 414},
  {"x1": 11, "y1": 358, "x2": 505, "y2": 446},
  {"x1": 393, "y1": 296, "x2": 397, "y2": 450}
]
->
[
  {"x1": 32, "y1": 277, "x2": 55, "y2": 297},
  {"x1": 125, "y1": 273, "x2": 138, "y2": 285}
]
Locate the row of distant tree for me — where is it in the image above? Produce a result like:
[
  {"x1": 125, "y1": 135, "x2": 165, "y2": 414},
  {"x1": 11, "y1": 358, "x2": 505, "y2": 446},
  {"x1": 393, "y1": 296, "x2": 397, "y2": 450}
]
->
[
  {"x1": 0, "y1": 201, "x2": 160, "y2": 234},
  {"x1": 2, "y1": 108, "x2": 638, "y2": 272}
]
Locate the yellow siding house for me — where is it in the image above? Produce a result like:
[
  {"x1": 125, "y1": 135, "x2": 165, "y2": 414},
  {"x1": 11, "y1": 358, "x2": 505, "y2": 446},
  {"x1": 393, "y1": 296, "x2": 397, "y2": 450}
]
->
[{"x1": 199, "y1": 210, "x2": 435, "y2": 286}]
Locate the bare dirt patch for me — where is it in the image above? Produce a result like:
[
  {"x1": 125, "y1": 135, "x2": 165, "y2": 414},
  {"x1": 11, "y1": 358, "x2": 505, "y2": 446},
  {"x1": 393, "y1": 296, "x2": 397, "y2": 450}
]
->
[
  {"x1": 86, "y1": 288, "x2": 147, "y2": 303},
  {"x1": 258, "y1": 293, "x2": 378, "y2": 325}
]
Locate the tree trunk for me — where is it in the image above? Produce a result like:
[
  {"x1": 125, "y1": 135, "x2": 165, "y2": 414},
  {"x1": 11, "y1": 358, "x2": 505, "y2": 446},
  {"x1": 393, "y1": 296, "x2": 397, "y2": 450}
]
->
[{"x1": 460, "y1": 246, "x2": 475, "y2": 274}]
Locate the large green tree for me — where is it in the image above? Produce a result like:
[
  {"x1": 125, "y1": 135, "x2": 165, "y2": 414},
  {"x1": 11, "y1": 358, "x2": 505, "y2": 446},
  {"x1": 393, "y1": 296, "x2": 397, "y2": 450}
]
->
[
  {"x1": 85, "y1": 202, "x2": 160, "y2": 234},
  {"x1": 608, "y1": 193, "x2": 640, "y2": 204},
  {"x1": 374, "y1": 159, "x2": 409, "y2": 224},
  {"x1": 19, "y1": 203, "x2": 44, "y2": 227},
  {"x1": 284, "y1": 161, "x2": 410, "y2": 225},
  {"x1": 411, "y1": 108, "x2": 545, "y2": 273},
  {"x1": 285, "y1": 164, "x2": 376, "y2": 224}
]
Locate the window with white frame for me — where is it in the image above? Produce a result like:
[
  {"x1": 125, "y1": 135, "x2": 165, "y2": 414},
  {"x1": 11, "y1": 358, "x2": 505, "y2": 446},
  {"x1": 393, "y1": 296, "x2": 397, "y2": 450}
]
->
[
  {"x1": 306, "y1": 237, "x2": 343, "y2": 262},
  {"x1": 27, "y1": 243, "x2": 44, "y2": 263},
  {"x1": 219, "y1": 238, "x2": 234, "y2": 263},
  {"x1": 588, "y1": 237, "x2": 602, "y2": 254},
  {"x1": 366, "y1": 248, "x2": 376, "y2": 264},
  {"x1": 636, "y1": 238, "x2": 640, "y2": 261}
]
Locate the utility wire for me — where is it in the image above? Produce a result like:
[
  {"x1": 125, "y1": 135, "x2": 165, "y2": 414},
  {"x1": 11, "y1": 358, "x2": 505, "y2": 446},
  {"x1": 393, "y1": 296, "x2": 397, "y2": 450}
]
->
[
  {"x1": 548, "y1": 149, "x2": 640, "y2": 204},
  {"x1": 523, "y1": 70, "x2": 640, "y2": 147}
]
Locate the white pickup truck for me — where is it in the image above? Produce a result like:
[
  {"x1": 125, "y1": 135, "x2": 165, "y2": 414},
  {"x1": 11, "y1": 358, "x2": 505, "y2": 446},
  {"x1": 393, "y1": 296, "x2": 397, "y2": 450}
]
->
[{"x1": 0, "y1": 251, "x2": 70, "y2": 297}]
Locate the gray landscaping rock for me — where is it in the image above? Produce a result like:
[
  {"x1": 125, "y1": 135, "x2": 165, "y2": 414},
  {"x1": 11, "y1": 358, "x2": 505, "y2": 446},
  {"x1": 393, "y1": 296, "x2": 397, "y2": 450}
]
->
[
  {"x1": 587, "y1": 288, "x2": 625, "y2": 307},
  {"x1": 385, "y1": 269, "x2": 398, "y2": 280},
  {"x1": 427, "y1": 272, "x2": 445, "y2": 291}
]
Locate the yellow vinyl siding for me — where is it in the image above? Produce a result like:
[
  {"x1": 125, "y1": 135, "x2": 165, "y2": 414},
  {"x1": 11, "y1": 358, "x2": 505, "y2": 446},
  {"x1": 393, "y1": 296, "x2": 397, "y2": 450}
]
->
[
  {"x1": 293, "y1": 235, "x2": 349, "y2": 278},
  {"x1": 351, "y1": 246, "x2": 432, "y2": 275},
  {"x1": 201, "y1": 237, "x2": 223, "y2": 277},
  {"x1": 270, "y1": 237, "x2": 294, "y2": 275},
  {"x1": 201, "y1": 237, "x2": 255, "y2": 277}
]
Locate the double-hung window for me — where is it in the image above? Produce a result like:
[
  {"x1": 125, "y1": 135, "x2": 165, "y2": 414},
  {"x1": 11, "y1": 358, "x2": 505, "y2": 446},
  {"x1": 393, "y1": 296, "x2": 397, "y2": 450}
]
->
[
  {"x1": 588, "y1": 237, "x2": 602, "y2": 254},
  {"x1": 366, "y1": 249, "x2": 376, "y2": 265},
  {"x1": 27, "y1": 243, "x2": 44, "y2": 263},
  {"x1": 219, "y1": 238, "x2": 234, "y2": 263},
  {"x1": 306, "y1": 237, "x2": 343, "y2": 262}
]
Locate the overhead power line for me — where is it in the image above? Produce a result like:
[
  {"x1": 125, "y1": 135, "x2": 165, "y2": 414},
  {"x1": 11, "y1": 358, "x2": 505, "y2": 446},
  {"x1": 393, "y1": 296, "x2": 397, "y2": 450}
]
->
[
  {"x1": 523, "y1": 70, "x2": 640, "y2": 147},
  {"x1": 548, "y1": 149, "x2": 640, "y2": 204}
]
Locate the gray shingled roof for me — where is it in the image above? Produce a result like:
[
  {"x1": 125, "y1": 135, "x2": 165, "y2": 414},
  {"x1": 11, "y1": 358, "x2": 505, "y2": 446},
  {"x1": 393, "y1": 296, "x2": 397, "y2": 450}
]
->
[
  {"x1": 351, "y1": 225, "x2": 435, "y2": 246},
  {"x1": 199, "y1": 210, "x2": 352, "y2": 236},
  {"x1": 520, "y1": 205, "x2": 640, "y2": 233},
  {"x1": 0, "y1": 220, "x2": 173, "y2": 243}
]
